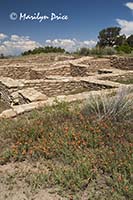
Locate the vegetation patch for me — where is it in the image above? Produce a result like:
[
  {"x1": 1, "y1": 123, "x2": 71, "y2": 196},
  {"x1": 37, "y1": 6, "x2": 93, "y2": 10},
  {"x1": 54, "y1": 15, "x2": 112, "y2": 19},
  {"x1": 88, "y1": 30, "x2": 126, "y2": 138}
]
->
[
  {"x1": 113, "y1": 76, "x2": 133, "y2": 84},
  {"x1": 0, "y1": 88, "x2": 133, "y2": 199},
  {"x1": 101, "y1": 74, "x2": 133, "y2": 85}
]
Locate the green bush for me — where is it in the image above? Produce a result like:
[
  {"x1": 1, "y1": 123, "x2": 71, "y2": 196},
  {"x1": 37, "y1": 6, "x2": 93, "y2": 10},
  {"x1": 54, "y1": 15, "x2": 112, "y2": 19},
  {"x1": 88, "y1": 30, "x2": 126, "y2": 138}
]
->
[
  {"x1": 77, "y1": 47, "x2": 90, "y2": 56},
  {"x1": 76, "y1": 47, "x2": 116, "y2": 56},
  {"x1": 115, "y1": 44, "x2": 132, "y2": 54}
]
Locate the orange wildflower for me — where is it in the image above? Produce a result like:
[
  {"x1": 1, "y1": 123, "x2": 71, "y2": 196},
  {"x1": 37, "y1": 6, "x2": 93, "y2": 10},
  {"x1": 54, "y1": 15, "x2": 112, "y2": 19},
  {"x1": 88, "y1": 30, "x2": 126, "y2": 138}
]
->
[
  {"x1": 64, "y1": 127, "x2": 69, "y2": 132},
  {"x1": 125, "y1": 186, "x2": 128, "y2": 191},
  {"x1": 29, "y1": 150, "x2": 33, "y2": 155}
]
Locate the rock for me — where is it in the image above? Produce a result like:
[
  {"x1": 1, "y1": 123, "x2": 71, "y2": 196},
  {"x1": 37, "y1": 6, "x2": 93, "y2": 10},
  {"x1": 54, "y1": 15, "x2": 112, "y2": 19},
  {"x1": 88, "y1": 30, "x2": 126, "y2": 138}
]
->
[
  {"x1": 0, "y1": 109, "x2": 16, "y2": 118},
  {"x1": 18, "y1": 88, "x2": 48, "y2": 102},
  {"x1": 0, "y1": 77, "x2": 24, "y2": 88}
]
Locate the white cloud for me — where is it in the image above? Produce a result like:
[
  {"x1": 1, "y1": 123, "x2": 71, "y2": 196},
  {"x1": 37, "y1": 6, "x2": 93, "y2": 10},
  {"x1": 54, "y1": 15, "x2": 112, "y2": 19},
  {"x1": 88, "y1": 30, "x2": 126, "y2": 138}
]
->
[
  {"x1": 11, "y1": 35, "x2": 30, "y2": 41},
  {"x1": 116, "y1": 2, "x2": 133, "y2": 37},
  {"x1": 116, "y1": 19, "x2": 133, "y2": 36},
  {"x1": 0, "y1": 33, "x2": 96, "y2": 55},
  {"x1": 0, "y1": 34, "x2": 40, "y2": 56},
  {"x1": 125, "y1": 2, "x2": 133, "y2": 10},
  {"x1": 10, "y1": 34, "x2": 21, "y2": 41},
  {"x1": 83, "y1": 40, "x2": 97, "y2": 46},
  {"x1": 45, "y1": 39, "x2": 97, "y2": 52},
  {"x1": 45, "y1": 40, "x2": 51, "y2": 43},
  {"x1": 0, "y1": 33, "x2": 8, "y2": 40}
]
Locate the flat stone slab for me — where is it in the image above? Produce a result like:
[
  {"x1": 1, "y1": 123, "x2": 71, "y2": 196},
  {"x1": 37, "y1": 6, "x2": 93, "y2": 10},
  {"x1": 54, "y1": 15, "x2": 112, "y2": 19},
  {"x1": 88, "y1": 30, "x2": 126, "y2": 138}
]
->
[
  {"x1": 0, "y1": 77, "x2": 24, "y2": 88},
  {"x1": 0, "y1": 109, "x2": 16, "y2": 118},
  {"x1": 18, "y1": 88, "x2": 48, "y2": 102}
]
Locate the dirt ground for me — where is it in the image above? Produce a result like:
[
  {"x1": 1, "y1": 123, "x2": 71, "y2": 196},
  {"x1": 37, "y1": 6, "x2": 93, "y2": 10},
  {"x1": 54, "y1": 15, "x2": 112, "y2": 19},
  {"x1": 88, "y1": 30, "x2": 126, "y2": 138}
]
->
[{"x1": 0, "y1": 161, "x2": 66, "y2": 200}]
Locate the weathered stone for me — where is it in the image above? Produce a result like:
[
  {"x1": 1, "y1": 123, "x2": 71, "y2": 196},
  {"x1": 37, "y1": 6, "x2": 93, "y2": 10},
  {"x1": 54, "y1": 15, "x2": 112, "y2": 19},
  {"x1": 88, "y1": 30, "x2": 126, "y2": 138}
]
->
[
  {"x1": 0, "y1": 109, "x2": 16, "y2": 118},
  {"x1": 18, "y1": 88, "x2": 48, "y2": 103},
  {"x1": 0, "y1": 77, "x2": 24, "y2": 88},
  {"x1": 111, "y1": 57, "x2": 133, "y2": 70}
]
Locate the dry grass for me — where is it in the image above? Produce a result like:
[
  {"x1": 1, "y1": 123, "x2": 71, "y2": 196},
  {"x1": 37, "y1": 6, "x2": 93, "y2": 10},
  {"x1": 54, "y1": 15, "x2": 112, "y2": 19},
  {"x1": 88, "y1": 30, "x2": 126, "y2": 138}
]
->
[{"x1": 82, "y1": 86, "x2": 133, "y2": 121}]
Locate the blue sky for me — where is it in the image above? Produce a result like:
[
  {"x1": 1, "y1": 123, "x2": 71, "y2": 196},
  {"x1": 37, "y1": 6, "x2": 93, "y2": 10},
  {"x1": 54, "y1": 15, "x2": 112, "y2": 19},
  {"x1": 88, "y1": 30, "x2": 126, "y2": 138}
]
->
[{"x1": 0, "y1": 0, "x2": 133, "y2": 55}]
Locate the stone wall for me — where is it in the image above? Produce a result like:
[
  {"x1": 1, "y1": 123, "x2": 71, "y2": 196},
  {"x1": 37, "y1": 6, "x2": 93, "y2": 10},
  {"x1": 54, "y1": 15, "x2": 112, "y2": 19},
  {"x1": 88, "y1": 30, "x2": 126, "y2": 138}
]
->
[
  {"x1": 23, "y1": 79, "x2": 83, "y2": 96},
  {"x1": 0, "y1": 66, "x2": 31, "y2": 79},
  {"x1": 46, "y1": 65, "x2": 70, "y2": 76},
  {"x1": 0, "y1": 65, "x2": 71, "y2": 80},
  {"x1": 30, "y1": 69, "x2": 46, "y2": 79},
  {"x1": 30, "y1": 65, "x2": 71, "y2": 79},
  {"x1": 111, "y1": 57, "x2": 133, "y2": 70},
  {"x1": 24, "y1": 79, "x2": 115, "y2": 97},
  {"x1": 0, "y1": 83, "x2": 12, "y2": 105},
  {"x1": 81, "y1": 80, "x2": 114, "y2": 90},
  {"x1": 70, "y1": 64, "x2": 88, "y2": 77},
  {"x1": 79, "y1": 59, "x2": 111, "y2": 72},
  {"x1": 0, "y1": 76, "x2": 115, "y2": 106},
  {"x1": 70, "y1": 59, "x2": 111, "y2": 76},
  {"x1": 0, "y1": 58, "x2": 112, "y2": 80},
  {"x1": 0, "y1": 78, "x2": 24, "y2": 105}
]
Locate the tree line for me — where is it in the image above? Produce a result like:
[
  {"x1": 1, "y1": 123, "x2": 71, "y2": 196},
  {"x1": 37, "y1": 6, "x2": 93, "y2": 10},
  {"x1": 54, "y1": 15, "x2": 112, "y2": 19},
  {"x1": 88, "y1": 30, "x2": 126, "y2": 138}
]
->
[{"x1": 21, "y1": 46, "x2": 65, "y2": 56}]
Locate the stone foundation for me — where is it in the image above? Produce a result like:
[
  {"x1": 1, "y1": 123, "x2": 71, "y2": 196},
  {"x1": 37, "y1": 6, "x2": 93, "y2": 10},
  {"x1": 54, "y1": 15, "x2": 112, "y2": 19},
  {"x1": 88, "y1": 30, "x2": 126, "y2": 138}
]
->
[
  {"x1": 0, "y1": 57, "x2": 112, "y2": 80},
  {"x1": 0, "y1": 76, "x2": 115, "y2": 106},
  {"x1": 0, "y1": 55, "x2": 133, "y2": 117},
  {"x1": 70, "y1": 59, "x2": 112, "y2": 77},
  {"x1": 30, "y1": 65, "x2": 71, "y2": 79},
  {"x1": 111, "y1": 57, "x2": 133, "y2": 70},
  {"x1": 0, "y1": 65, "x2": 31, "y2": 79},
  {"x1": 70, "y1": 64, "x2": 88, "y2": 76}
]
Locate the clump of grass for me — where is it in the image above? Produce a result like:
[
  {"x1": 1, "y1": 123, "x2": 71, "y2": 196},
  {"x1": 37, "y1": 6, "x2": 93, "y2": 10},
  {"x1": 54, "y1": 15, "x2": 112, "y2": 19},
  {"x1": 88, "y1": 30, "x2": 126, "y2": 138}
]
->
[
  {"x1": 82, "y1": 87, "x2": 133, "y2": 121},
  {"x1": 114, "y1": 77, "x2": 133, "y2": 84}
]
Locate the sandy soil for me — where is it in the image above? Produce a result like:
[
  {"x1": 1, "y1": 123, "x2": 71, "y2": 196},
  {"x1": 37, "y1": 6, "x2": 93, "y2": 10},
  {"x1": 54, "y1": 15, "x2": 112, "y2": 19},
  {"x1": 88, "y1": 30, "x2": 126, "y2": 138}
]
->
[{"x1": 0, "y1": 161, "x2": 66, "y2": 200}]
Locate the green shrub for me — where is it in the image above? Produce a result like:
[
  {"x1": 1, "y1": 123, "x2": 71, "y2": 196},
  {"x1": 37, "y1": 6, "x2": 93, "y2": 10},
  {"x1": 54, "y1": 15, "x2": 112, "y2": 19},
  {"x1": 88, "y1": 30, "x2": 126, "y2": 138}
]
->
[
  {"x1": 77, "y1": 47, "x2": 90, "y2": 56},
  {"x1": 115, "y1": 44, "x2": 132, "y2": 54},
  {"x1": 76, "y1": 47, "x2": 116, "y2": 56}
]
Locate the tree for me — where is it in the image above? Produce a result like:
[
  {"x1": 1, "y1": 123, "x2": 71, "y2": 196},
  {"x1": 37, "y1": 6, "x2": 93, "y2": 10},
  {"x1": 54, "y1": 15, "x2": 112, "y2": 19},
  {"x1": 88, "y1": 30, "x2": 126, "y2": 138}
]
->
[
  {"x1": 97, "y1": 27, "x2": 121, "y2": 47},
  {"x1": 0, "y1": 53, "x2": 4, "y2": 59},
  {"x1": 116, "y1": 35, "x2": 126, "y2": 46},
  {"x1": 127, "y1": 35, "x2": 133, "y2": 47}
]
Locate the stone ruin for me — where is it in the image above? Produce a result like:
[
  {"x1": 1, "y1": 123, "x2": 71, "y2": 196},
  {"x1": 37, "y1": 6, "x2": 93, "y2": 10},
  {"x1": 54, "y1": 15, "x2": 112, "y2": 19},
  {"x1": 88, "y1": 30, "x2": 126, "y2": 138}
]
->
[{"x1": 0, "y1": 55, "x2": 133, "y2": 118}]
